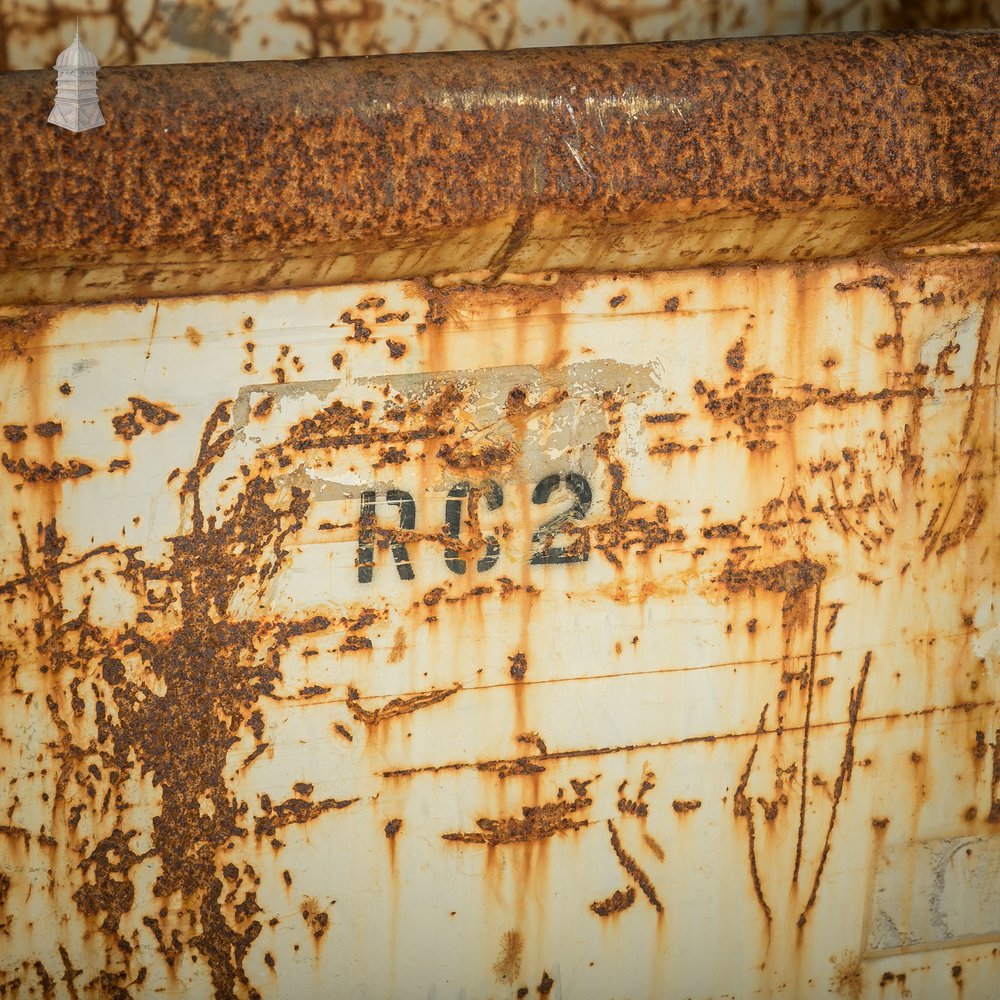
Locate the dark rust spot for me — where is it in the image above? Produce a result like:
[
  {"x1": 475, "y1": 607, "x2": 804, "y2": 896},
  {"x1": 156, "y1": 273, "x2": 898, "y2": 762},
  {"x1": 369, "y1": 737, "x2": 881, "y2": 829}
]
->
[
  {"x1": 444, "y1": 793, "x2": 590, "y2": 845},
  {"x1": 590, "y1": 886, "x2": 636, "y2": 916},
  {"x1": 346, "y1": 684, "x2": 458, "y2": 726},
  {"x1": 1, "y1": 454, "x2": 93, "y2": 482},
  {"x1": 112, "y1": 397, "x2": 180, "y2": 441},
  {"x1": 725, "y1": 339, "x2": 746, "y2": 372},
  {"x1": 509, "y1": 651, "x2": 527, "y2": 681},
  {"x1": 672, "y1": 799, "x2": 702, "y2": 813}
]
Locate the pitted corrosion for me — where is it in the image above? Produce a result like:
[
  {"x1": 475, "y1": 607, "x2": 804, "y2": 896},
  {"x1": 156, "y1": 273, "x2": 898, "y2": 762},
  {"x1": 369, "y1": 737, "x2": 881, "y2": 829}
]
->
[{"x1": 1, "y1": 32, "x2": 998, "y2": 291}]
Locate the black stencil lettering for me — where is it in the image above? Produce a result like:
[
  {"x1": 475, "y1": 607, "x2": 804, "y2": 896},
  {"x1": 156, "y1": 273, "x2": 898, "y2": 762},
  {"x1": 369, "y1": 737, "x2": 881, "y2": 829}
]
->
[
  {"x1": 444, "y1": 482, "x2": 504, "y2": 575},
  {"x1": 530, "y1": 472, "x2": 592, "y2": 565},
  {"x1": 357, "y1": 489, "x2": 416, "y2": 583}
]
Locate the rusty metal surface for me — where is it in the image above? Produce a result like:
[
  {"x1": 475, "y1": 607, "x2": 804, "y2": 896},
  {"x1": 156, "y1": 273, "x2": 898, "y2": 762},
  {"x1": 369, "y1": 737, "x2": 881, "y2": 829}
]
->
[
  {"x1": 0, "y1": 254, "x2": 997, "y2": 997},
  {"x1": 2, "y1": 0, "x2": 998, "y2": 70},
  {"x1": 2, "y1": 31, "x2": 999, "y2": 307}
]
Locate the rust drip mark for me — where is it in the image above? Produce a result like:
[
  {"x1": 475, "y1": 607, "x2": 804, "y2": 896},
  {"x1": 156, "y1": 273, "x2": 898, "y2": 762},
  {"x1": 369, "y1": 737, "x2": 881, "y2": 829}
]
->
[
  {"x1": 1, "y1": 454, "x2": 93, "y2": 482},
  {"x1": 492, "y1": 929, "x2": 523, "y2": 983},
  {"x1": 734, "y1": 704, "x2": 772, "y2": 924},
  {"x1": 606, "y1": 819, "x2": 662, "y2": 913},
  {"x1": 443, "y1": 791, "x2": 591, "y2": 846},
  {"x1": 111, "y1": 396, "x2": 180, "y2": 441},
  {"x1": 346, "y1": 684, "x2": 459, "y2": 726},
  {"x1": 254, "y1": 795, "x2": 357, "y2": 838},
  {"x1": 643, "y1": 834, "x2": 665, "y2": 861},
  {"x1": 590, "y1": 886, "x2": 636, "y2": 916},
  {"x1": 797, "y1": 651, "x2": 873, "y2": 928},
  {"x1": 793, "y1": 582, "x2": 824, "y2": 885}
]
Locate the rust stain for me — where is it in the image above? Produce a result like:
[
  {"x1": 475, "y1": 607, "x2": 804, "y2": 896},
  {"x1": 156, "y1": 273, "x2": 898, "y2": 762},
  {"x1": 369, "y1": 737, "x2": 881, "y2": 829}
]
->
[
  {"x1": 254, "y1": 795, "x2": 358, "y2": 837},
  {"x1": 698, "y1": 372, "x2": 930, "y2": 448},
  {"x1": 734, "y1": 705, "x2": 772, "y2": 924},
  {"x1": 111, "y1": 396, "x2": 180, "y2": 441},
  {"x1": 345, "y1": 684, "x2": 459, "y2": 726},
  {"x1": 590, "y1": 886, "x2": 636, "y2": 917},
  {"x1": 797, "y1": 652, "x2": 873, "y2": 928},
  {"x1": 606, "y1": 819, "x2": 663, "y2": 913},
  {"x1": 718, "y1": 557, "x2": 826, "y2": 629},
  {"x1": 509, "y1": 651, "x2": 528, "y2": 681},
  {"x1": 1, "y1": 455, "x2": 94, "y2": 481},
  {"x1": 672, "y1": 799, "x2": 702, "y2": 813},
  {"x1": 443, "y1": 789, "x2": 591, "y2": 845},
  {"x1": 643, "y1": 834, "x2": 665, "y2": 862},
  {"x1": 492, "y1": 929, "x2": 524, "y2": 983},
  {"x1": 830, "y1": 951, "x2": 865, "y2": 1000}
]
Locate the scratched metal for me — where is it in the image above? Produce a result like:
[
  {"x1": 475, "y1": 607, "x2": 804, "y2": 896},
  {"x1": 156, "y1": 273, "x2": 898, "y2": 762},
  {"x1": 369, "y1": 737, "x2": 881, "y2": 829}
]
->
[
  {"x1": 2, "y1": 0, "x2": 997, "y2": 69},
  {"x1": 0, "y1": 256, "x2": 997, "y2": 998}
]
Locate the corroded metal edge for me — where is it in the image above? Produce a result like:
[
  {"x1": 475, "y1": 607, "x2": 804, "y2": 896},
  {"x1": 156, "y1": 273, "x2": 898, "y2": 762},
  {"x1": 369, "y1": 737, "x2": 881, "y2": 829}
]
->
[{"x1": 1, "y1": 30, "x2": 998, "y2": 305}]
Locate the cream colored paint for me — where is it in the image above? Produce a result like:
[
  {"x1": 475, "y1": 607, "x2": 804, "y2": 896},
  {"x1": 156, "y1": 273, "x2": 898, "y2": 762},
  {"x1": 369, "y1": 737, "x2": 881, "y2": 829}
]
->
[{"x1": 0, "y1": 256, "x2": 997, "y2": 998}]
